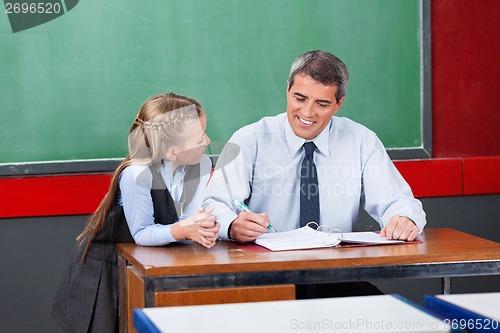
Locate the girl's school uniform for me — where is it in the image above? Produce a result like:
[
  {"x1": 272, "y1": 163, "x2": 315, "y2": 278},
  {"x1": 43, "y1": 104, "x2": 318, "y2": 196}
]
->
[{"x1": 51, "y1": 162, "x2": 202, "y2": 333}]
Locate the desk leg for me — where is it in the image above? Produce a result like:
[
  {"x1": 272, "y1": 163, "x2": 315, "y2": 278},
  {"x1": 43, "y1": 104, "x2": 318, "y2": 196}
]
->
[
  {"x1": 118, "y1": 253, "x2": 128, "y2": 333},
  {"x1": 441, "y1": 277, "x2": 452, "y2": 295}
]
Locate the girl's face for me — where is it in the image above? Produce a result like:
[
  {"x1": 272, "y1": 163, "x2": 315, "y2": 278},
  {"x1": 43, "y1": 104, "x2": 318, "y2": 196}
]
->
[{"x1": 171, "y1": 112, "x2": 211, "y2": 166}]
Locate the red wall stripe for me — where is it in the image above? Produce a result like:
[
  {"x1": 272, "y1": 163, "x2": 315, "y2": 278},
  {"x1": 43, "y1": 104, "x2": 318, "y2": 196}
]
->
[
  {"x1": 0, "y1": 158, "x2": 498, "y2": 218},
  {"x1": 394, "y1": 158, "x2": 463, "y2": 198},
  {"x1": 0, "y1": 174, "x2": 112, "y2": 218},
  {"x1": 463, "y1": 156, "x2": 500, "y2": 195}
]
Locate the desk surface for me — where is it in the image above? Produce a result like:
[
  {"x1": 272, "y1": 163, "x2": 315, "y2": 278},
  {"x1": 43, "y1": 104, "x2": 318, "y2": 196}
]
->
[
  {"x1": 134, "y1": 295, "x2": 450, "y2": 333},
  {"x1": 118, "y1": 228, "x2": 500, "y2": 279},
  {"x1": 119, "y1": 228, "x2": 500, "y2": 332}
]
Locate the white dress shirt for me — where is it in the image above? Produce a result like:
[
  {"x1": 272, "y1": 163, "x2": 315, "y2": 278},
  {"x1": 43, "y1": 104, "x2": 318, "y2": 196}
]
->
[
  {"x1": 203, "y1": 113, "x2": 426, "y2": 240},
  {"x1": 117, "y1": 154, "x2": 211, "y2": 246}
]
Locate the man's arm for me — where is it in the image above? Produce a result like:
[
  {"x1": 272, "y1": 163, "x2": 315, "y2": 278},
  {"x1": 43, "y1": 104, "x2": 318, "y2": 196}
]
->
[
  {"x1": 361, "y1": 134, "x2": 427, "y2": 239},
  {"x1": 203, "y1": 139, "x2": 262, "y2": 241}
]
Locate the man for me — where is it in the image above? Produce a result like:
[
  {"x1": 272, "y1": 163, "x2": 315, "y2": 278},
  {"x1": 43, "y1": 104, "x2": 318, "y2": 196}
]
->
[{"x1": 203, "y1": 50, "x2": 426, "y2": 296}]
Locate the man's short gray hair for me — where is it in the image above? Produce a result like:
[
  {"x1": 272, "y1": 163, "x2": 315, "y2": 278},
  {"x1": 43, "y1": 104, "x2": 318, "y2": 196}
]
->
[{"x1": 288, "y1": 50, "x2": 349, "y2": 102}]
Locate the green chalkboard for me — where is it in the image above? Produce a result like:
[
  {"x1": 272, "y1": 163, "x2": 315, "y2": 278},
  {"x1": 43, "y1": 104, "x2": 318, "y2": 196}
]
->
[{"x1": 0, "y1": 0, "x2": 428, "y2": 165}]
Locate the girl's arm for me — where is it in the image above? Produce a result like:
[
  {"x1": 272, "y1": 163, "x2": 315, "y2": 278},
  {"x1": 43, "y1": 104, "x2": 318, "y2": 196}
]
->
[
  {"x1": 120, "y1": 165, "x2": 219, "y2": 247},
  {"x1": 120, "y1": 165, "x2": 176, "y2": 246}
]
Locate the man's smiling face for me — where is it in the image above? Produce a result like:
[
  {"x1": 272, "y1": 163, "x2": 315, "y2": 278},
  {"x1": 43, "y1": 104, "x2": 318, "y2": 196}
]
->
[{"x1": 286, "y1": 74, "x2": 345, "y2": 140}]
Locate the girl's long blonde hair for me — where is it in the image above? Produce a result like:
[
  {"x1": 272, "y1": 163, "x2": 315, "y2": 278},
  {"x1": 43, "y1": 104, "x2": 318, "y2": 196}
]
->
[{"x1": 77, "y1": 93, "x2": 203, "y2": 258}]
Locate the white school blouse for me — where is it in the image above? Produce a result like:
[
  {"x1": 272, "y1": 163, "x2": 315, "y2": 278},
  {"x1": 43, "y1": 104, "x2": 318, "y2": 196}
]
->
[{"x1": 118, "y1": 154, "x2": 211, "y2": 246}]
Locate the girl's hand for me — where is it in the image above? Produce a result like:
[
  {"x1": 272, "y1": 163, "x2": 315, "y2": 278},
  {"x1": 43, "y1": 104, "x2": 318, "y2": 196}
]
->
[
  {"x1": 195, "y1": 207, "x2": 219, "y2": 248},
  {"x1": 172, "y1": 207, "x2": 220, "y2": 248}
]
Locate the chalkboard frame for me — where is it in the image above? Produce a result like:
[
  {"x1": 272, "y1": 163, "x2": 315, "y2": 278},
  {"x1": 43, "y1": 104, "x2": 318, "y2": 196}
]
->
[{"x1": 0, "y1": 0, "x2": 431, "y2": 176}]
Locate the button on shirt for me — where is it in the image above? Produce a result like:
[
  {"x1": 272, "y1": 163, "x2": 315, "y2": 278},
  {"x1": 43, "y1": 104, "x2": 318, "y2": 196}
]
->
[
  {"x1": 118, "y1": 154, "x2": 211, "y2": 246},
  {"x1": 203, "y1": 113, "x2": 426, "y2": 240}
]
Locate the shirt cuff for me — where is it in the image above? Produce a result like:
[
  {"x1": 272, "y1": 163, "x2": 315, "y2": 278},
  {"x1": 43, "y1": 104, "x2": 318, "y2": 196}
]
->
[{"x1": 216, "y1": 211, "x2": 238, "y2": 241}]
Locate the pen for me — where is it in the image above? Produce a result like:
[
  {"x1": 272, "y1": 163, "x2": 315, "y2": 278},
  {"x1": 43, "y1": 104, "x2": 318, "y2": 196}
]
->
[{"x1": 231, "y1": 198, "x2": 277, "y2": 233}]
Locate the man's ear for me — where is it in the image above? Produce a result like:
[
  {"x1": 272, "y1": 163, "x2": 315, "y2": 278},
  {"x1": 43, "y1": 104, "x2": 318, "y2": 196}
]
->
[
  {"x1": 165, "y1": 147, "x2": 176, "y2": 161},
  {"x1": 333, "y1": 96, "x2": 346, "y2": 114}
]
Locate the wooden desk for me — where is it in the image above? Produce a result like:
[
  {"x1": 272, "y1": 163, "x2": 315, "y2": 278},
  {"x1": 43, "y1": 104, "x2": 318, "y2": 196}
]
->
[{"x1": 118, "y1": 228, "x2": 500, "y2": 332}]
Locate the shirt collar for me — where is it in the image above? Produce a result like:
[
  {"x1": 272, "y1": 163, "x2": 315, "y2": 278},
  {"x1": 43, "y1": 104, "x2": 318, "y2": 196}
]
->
[
  {"x1": 160, "y1": 160, "x2": 185, "y2": 190},
  {"x1": 284, "y1": 116, "x2": 332, "y2": 158}
]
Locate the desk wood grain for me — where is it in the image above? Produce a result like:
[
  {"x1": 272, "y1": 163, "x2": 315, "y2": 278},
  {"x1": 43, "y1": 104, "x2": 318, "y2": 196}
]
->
[{"x1": 118, "y1": 228, "x2": 500, "y2": 277}]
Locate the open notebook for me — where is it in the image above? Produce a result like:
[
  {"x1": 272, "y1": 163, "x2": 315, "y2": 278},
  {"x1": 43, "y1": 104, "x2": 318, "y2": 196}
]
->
[{"x1": 255, "y1": 223, "x2": 405, "y2": 251}]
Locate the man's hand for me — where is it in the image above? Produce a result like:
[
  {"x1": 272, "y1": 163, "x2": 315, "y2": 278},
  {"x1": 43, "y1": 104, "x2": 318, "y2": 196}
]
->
[
  {"x1": 229, "y1": 211, "x2": 270, "y2": 243},
  {"x1": 380, "y1": 215, "x2": 419, "y2": 241}
]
